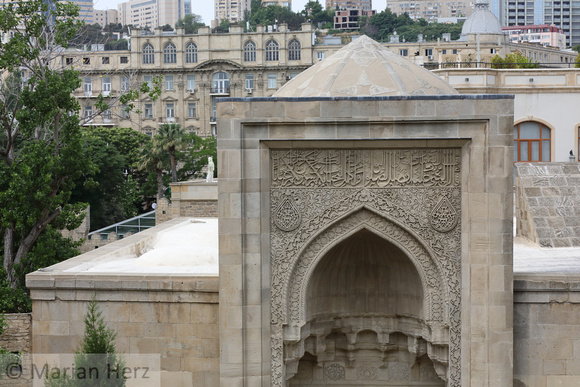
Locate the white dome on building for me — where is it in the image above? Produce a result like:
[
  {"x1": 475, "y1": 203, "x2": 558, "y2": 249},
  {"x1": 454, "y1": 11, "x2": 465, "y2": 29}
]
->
[
  {"x1": 461, "y1": 0, "x2": 503, "y2": 36},
  {"x1": 273, "y1": 35, "x2": 457, "y2": 97}
]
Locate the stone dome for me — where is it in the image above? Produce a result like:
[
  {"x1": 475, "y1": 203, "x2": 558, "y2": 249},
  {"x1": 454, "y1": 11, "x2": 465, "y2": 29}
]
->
[
  {"x1": 461, "y1": 0, "x2": 503, "y2": 35},
  {"x1": 273, "y1": 35, "x2": 457, "y2": 97}
]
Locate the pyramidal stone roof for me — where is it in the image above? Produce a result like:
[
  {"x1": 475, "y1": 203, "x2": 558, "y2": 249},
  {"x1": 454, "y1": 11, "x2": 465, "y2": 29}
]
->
[{"x1": 274, "y1": 35, "x2": 457, "y2": 98}]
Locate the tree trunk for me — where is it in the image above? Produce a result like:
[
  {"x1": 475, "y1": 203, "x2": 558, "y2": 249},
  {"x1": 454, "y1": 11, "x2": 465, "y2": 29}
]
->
[
  {"x1": 170, "y1": 150, "x2": 177, "y2": 182},
  {"x1": 4, "y1": 228, "x2": 16, "y2": 288},
  {"x1": 156, "y1": 168, "x2": 164, "y2": 200}
]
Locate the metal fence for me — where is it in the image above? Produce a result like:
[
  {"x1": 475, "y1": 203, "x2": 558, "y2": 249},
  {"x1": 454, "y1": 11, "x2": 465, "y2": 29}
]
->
[
  {"x1": 423, "y1": 61, "x2": 577, "y2": 70},
  {"x1": 87, "y1": 210, "x2": 156, "y2": 240}
]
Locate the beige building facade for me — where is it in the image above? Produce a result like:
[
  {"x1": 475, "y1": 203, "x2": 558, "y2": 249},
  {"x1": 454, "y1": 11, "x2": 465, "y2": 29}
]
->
[{"x1": 58, "y1": 20, "x2": 575, "y2": 138}]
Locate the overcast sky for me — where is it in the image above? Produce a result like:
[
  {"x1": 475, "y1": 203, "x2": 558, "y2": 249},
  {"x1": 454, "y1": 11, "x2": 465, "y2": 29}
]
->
[{"x1": 93, "y1": 0, "x2": 387, "y2": 26}]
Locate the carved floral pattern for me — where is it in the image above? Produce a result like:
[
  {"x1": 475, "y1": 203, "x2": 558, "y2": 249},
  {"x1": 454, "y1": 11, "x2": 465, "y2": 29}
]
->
[
  {"x1": 269, "y1": 148, "x2": 462, "y2": 387},
  {"x1": 357, "y1": 366, "x2": 378, "y2": 381},
  {"x1": 324, "y1": 363, "x2": 346, "y2": 381}
]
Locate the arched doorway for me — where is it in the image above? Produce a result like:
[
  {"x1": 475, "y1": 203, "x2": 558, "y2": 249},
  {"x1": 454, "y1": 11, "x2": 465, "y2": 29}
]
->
[{"x1": 285, "y1": 229, "x2": 446, "y2": 386}]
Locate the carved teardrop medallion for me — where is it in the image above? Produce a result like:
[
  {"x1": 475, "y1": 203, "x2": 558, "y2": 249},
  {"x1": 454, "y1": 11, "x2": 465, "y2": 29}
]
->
[
  {"x1": 430, "y1": 197, "x2": 458, "y2": 233},
  {"x1": 275, "y1": 198, "x2": 301, "y2": 232}
]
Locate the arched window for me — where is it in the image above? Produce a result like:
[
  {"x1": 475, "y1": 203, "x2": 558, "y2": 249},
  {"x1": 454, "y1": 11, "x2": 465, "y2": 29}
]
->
[
  {"x1": 244, "y1": 40, "x2": 256, "y2": 62},
  {"x1": 288, "y1": 39, "x2": 301, "y2": 61},
  {"x1": 163, "y1": 42, "x2": 176, "y2": 64},
  {"x1": 142, "y1": 43, "x2": 154, "y2": 64},
  {"x1": 514, "y1": 121, "x2": 551, "y2": 162},
  {"x1": 211, "y1": 72, "x2": 230, "y2": 94},
  {"x1": 265, "y1": 39, "x2": 279, "y2": 61},
  {"x1": 185, "y1": 42, "x2": 197, "y2": 63}
]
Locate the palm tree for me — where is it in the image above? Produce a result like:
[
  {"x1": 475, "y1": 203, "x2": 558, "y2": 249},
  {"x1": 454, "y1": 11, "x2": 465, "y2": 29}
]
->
[
  {"x1": 137, "y1": 141, "x2": 167, "y2": 200},
  {"x1": 155, "y1": 123, "x2": 187, "y2": 182}
]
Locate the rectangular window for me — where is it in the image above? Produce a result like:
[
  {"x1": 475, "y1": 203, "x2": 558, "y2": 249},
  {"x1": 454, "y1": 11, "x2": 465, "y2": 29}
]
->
[
  {"x1": 425, "y1": 48, "x2": 433, "y2": 56},
  {"x1": 102, "y1": 57, "x2": 110, "y2": 64},
  {"x1": 399, "y1": 49, "x2": 408, "y2": 56},
  {"x1": 452, "y1": 49, "x2": 458, "y2": 54},
  {"x1": 102, "y1": 77, "x2": 111, "y2": 96},
  {"x1": 121, "y1": 76, "x2": 129, "y2": 91},
  {"x1": 166, "y1": 103, "x2": 175, "y2": 121},
  {"x1": 84, "y1": 105, "x2": 93, "y2": 120},
  {"x1": 120, "y1": 56, "x2": 128, "y2": 64},
  {"x1": 121, "y1": 105, "x2": 130, "y2": 119},
  {"x1": 188, "y1": 102, "x2": 197, "y2": 118},
  {"x1": 245, "y1": 74, "x2": 254, "y2": 90},
  {"x1": 442, "y1": 49, "x2": 447, "y2": 54},
  {"x1": 165, "y1": 75, "x2": 174, "y2": 90},
  {"x1": 83, "y1": 57, "x2": 90, "y2": 65},
  {"x1": 66, "y1": 57, "x2": 73, "y2": 65},
  {"x1": 83, "y1": 77, "x2": 92, "y2": 96},
  {"x1": 267, "y1": 73, "x2": 276, "y2": 89},
  {"x1": 317, "y1": 51, "x2": 325, "y2": 61},
  {"x1": 144, "y1": 75, "x2": 153, "y2": 89},
  {"x1": 144, "y1": 103, "x2": 153, "y2": 118},
  {"x1": 187, "y1": 75, "x2": 195, "y2": 91},
  {"x1": 102, "y1": 109, "x2": 112, "y2": 120}
]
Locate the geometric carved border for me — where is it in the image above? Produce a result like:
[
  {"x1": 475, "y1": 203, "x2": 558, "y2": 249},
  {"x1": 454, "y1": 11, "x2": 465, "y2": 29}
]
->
[{"x1": 270, "y1": 149, "x2": 462, "y2": 387}]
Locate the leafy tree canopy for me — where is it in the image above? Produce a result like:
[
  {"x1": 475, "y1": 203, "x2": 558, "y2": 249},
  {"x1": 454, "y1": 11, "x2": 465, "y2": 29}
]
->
[
  {"x1": 491, "y1": 51, "x2": 539, "y2": 68},
  {"x1": 175, "y1": 13, "x2": 205, "y2": 34}
]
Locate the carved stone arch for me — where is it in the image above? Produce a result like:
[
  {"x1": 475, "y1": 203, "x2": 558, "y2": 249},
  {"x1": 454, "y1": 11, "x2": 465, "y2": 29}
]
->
[
  {"x1": 284, "y1": 207, "x2": 447, "y2": 330},
  {"x1": 193, "y1": 59, "x2": 244, "y2": 70}
]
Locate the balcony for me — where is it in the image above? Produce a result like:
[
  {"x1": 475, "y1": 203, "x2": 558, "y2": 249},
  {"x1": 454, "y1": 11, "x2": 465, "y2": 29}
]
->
[{"x1": 209, "y1": 87, "x2": 230, "y2": 95}]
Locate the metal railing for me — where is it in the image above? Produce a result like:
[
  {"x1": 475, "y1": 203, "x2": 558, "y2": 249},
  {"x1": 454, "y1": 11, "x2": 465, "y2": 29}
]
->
[
  {"x1": 423, "y1": 61, "x2": 577, "y2": 70},
  {"x1": 88, "y1": 210, "x2": 156, "y2": 240}
]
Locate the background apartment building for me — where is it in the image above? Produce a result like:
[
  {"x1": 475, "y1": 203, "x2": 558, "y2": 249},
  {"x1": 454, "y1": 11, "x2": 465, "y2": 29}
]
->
[
  {"x1": 93, "y1": 9, "x2": 119, "y2": 27},
  {"x1": 214, "y1": 0, "x2": 250, "y2": 24},
  {"x1": 261, "y1": 0, "x2": 292, "y2": 6},
  {"x1": 503, "y1": 24, "x2": 566, "y2": 48},
  {"x1": 118, "y1": 0, "x2": 192, "y2": 28},
  {"x1": 386, "y1": 0, "x2": 474, "y2": 22},
  {"x1": 326, "y1": 0, "x2": 372, "y2": 10},
  {"x1": 505, "y1": 0, "x2": 580, "y2": 47}
]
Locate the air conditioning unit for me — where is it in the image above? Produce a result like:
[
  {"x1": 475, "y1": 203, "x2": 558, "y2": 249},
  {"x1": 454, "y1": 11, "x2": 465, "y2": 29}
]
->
[
  {"x1": 246, "y1": 88, "x2": 253, "y2": 94},
  {"x1": 428, "y1": 55, "x2": 433, "y2": 60},
  {"x1": 189, "y1": 89, "x2": 195, "y2": 95}
]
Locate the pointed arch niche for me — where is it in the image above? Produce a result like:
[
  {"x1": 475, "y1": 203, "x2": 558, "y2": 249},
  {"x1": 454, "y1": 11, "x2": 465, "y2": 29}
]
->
[{"x1": 274, "y1": 206, "x2": 453, "y2": 386}]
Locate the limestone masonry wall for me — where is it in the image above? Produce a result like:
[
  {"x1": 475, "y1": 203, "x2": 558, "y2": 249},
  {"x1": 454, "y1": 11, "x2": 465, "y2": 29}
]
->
[
  {"x1": 514, "y1": 275, "x2": 580, "y2": 386},
  {"x1": 0, "y1": 314, "x2": 31, "y2": 354},
  {"x1": 515, "y1": 163, "x2": 580, "y2": 247}
]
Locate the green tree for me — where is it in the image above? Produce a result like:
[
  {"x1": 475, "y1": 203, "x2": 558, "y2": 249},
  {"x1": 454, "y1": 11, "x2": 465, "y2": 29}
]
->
[
  {"x1": 250, "y1": 5, "x2": 306, "y2": 30},
  {"x1": 45, "y1": 297, "x2": 125, "y2": 387},
  {"x1": 175, "y1": 13, "x2": 205, "y2": 34},
  {"x1": 155, "y1": 123, "x2": 187, "y2": 183},
  {"x1": 178, "y1": 134, "x2": 217, "y2": 181},
  {"x1": 491, "y1": 51, "x2": 539, "y2": 68},
  {"x1": 0, "y1": 0, "x2": 92, "y2": 289},
  {"x1": 575, "y1": 53, "x2": 580, "y2": 68},
  {"x1": 137, "y1": 141, "x2": 169, "y2": 200}
]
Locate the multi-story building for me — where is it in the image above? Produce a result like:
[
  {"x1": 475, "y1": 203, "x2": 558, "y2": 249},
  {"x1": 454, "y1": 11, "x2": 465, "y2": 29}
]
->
[
  {"x1": 333, "y1": 9, "x2": 375, "y2": 29},
  {"x1": 261, "y1": 0, "x2": 291, "y2": 6},
  {"x1": 57, "y1": 17, "x2": 575, "y2": 137},
  {"x1": 506, "y1": 0, "x2": 580, "y2": 47},
  {"x1": 386, "y1": 0, "x2": 474, "y2": 22},
  {"x1": 67, "y1": 0, "x2": 94, "y2": 23},
  {"x1": 326, "y1": 0, "x2": 372, "y2": 11},
  {"x1": 93, "y1": 9, "x2": 119, "y2": 27},
  {"x1": 117, "y1": 0, "x2": 193, "y2": 28},
  {"x1": 503, "y1": 24, "x2": 566, "y2": 48},
  {"x1": 214, "y1": 0, "x2": 250, "y2": 24}
]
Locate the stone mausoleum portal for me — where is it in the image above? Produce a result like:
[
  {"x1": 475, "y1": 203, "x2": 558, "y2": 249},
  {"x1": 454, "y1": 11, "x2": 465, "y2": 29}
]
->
[
  {"x1": 286, "y1": 229, "x2": 445, "y2": 386},
  {"x1": 218, "y1": 35, "x2": 514, "y2": 387}
]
